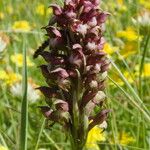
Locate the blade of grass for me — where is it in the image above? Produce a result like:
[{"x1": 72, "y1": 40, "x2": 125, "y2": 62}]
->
[
  {"x1": 0, "y1": 129, "x2": 15, "y2": 146},
  {"x1": 139, "y1": 34, "x2": 150, "y2": 97},
  {"x1": 19, "y1": 35, "x2": 28, "y2": 150},
  {"x1": 43, "y1": 130, "x2": 62, "y2": 150},
  {"x1": 115, "y1": 51, "x2": 138, "y2": 88},
  {"x1": 110, "y1": 60, "x2": 150, "y2": 116},
  {"x1": 108, "y1": 76, "x2": 150, "y2": 122},
  {"x1": 0, "y1": 133, "x2": 8, "y2": 148},
  {"x1": 35, "y1": 118, "x2": 46, "y2": 150}
]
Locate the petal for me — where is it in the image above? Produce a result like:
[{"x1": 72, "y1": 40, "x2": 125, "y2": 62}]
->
[
  {"x1": 39, "y1": 106, "x2": 53, "y2": 118},
  {"x1": 51, "y1": 68, "x2": 69, "y2": 79},
  {"x1": 49, "y1": 4, "x2": 62, "y2": 15},
  {"x1": 89, "y1": 109, "x2": 111, "y2": 130},
  {"x1": 36, "y1": 86, "x2": 60, "y2": 98},
  {"x1": 97, "y1": 12, "x2": 110, "y2": 24},
  {"x1": 39, "y1": 65, "x2": 50, "y2": 78}
]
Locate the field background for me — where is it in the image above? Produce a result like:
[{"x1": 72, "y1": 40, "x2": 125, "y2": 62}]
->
[{"x1": 0, "y1": 0, "x2": 150, "y2": 150}]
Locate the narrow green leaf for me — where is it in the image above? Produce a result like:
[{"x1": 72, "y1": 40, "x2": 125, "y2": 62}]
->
[
  {"x1": 111, "y1": 60, "x2": 150, "y2": 116},
  {"x1": 108, "y1": 76, "x2": 150, "y2": 122},
  {"x1": 35, "y1": 119, "x2": 46, "y2": 150},
  {"x1": 43, "y1": 130, "x2": 62, "y2": 150},
  {"x1": 19, "y1": 37, "x2": 28, "y2": 150},
  {"x1": 139, "y1": 34, "x2": 150, "y2": 97}
]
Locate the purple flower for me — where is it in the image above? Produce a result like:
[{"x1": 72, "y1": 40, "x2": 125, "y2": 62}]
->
[
  {"x1": 50, "y1": 68, "x2": 69, "y2": 79},
  {"x1": 49, "y1": 4, "x2": 62, "y2": 16},
  {"x1": 69, "y1": 44, "x2": 84, "y2": 67},
  {"x1": 55, "y1": 100, "x2": 69, "y2": 112}
]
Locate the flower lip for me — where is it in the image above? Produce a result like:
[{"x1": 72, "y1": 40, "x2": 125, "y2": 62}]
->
[
  {"x1": 76, "y1": 23, "x2": 88, "y2": 35},
  {"x1": 86, "y1": 42, "x2": 97, "y2": 51},
  {"x1": 73, "y1": 43, "x2": 82, "y2": 50},
  {"x1": 65, "y1": 10, "x2": 77, "y2": 18}
]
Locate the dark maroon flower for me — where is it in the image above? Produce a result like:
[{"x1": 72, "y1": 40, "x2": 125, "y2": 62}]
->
[
  {"x1": 37, "y1": 86, "x2": 60, "y2": 98},
  {"x1": 97, "y1": 12, "x2": 110, "y2": 24},
  {"x1": 69, "y1": 44, "x2": 84, "y2": 67},
  {"x1": 86, "y1": 51, "x2": 106, "y2": 65},
  {"x1": 40, "y1": 51, "x2": 65, "y2": 65},
  {"x1": 50, "y1": 68, "x2": 69, "y2": 79},
  {"x1": 81, "y1": 90, "x2": 97, "y2": 108},
  {"x1": 89, "y1": 109, "x2": 111, "y2": 130},
  {"x1": 39, "y1": 65, "x2": 50, "y2": 79},
  {"x1": 55, "y1": 100, "x2": 69, "y2": 112}
]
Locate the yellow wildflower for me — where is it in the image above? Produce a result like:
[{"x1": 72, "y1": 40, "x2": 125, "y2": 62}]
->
[
  {"x1": 12, "y1": 20, "x2": 31, "y2": 32},
  {"x1": 6, "y1": 72, "x2": 22, "y2": 85},
  {"x1": 117, "y1": 0, "x2": 123, "y2": 5},
  {"x1": 139, "y1": 0, "x2": 150, "y2": 10},
  {"x1": 0, "y1": 145, "x2": 8, "y2": 150},
  {"x1": 36, "y1": 4, "x2": 45, "y2": 16},
  {"x1": 117, "y1": 0, "x2": 127, "y2": 12},
  {"x1": 117, "y1": 27, "x2": 139, "y2": 41},
  {"x1": 103, "y1": 43, "x2": 118, "y2": 55},
  {"x1": 111, "y1": 132, "x2": 135, "y2": 146},
  {"x1": 0, "y1": 70, "x2": 8, "y2": 80},
  {"x1": 0, "y1": 12, "x2": 4, "y2": 20},
  {"x1": 11, "y1": 53, "x2": 34, "y2": 67},
  {"x1": 86, "y1": 126, "x2": 106, "y2": 150},
  {"x1": 143, "y1": 63, "x2": 150, "y2": 77},
  {"x1": 120, "y1": 42, "x2": 138, "y2": 58},
  {"x1": 110, "y1": 71, "x2": 134, "y2": 86},
  {"x1": 119, "y1": 132, "x2": 135, "y2": 145},
  {"x1": 0, "y1": 70, "x2": 21, "y2": 86}
]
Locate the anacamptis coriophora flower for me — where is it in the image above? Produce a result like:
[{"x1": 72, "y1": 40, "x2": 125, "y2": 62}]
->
[{"x1": 34, "y1": 0, "x2": 110, "y2": 149}]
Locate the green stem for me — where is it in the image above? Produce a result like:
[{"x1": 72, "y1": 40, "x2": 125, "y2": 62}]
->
[
  {"x1": 139, "y1": 34, "x2": 150, "y2": 97},
  {"x1": 19, "y1": 36, "x2": 28, "y2": 150},
  {"x1": 70, "y1": 70, "x2": 85, "y2": 150}
]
